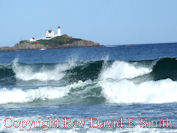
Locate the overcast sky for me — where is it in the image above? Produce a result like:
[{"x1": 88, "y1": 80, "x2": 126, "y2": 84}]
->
[{"x1": 0, "y1": 0, "x2": 177, "y2": 46}]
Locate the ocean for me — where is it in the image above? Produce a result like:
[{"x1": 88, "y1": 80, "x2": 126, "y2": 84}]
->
[{"x1": 1, "y1": 43, "x2": 177, "y2": 132}]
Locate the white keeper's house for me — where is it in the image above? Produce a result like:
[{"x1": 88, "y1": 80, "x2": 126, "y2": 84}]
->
[{"x1": 29, "y1": 26, "x2": 62, "y2": 42}]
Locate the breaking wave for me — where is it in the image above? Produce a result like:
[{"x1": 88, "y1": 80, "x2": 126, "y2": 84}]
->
[
  {"x1": 12, "y1": 59, "x2": 75, "y2": 81},
  {"x1": 0, "y1": 86, "x2": 69, "y2": 104},
  {"x1": 98, "y1": 58, "x2": 177, "y2": 104},
  {"x1": 0, "y1": 80, "x2": 99, "y2": 105},
  {"x1": 99, "y1": 61, "x2": 151, "y2": 80},
  {"x1": 100, "y1": 79, "x2": 177, "y2": 104},
  {"x1": 1, "y1": 57, "x2": 177, "y2": 105},
  {"x1": 0, "y1": 57, "x2": 176, "y2": 82}
]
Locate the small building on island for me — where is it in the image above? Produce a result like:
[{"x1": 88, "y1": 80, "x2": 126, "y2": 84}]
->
[
  {"x1": 29, "y1": 37, "x2": 36, "y2": 42},
  {"x1": 46, "y1": 30, "x2": 55, "y2": 38},
  {"x1": 29, "y1": 26, "x2": 62, "y2": 42}
]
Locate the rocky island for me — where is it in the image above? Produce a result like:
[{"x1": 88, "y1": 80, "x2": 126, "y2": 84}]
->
[{"x1": 0, "y1": 34, "x2": 100, "y2": 51}]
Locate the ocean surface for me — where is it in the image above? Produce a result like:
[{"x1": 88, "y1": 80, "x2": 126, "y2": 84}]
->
[{"x1": 1, "y1": 43, "x2": 177, "y2": 132}]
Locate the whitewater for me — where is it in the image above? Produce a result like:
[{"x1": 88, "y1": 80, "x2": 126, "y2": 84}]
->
[
  {"x1": 1, "y1": 44, "x2": 177, "y2": 132},
  {"x1": 1, "y1": 57, "x2": 177, "y2": 105}
]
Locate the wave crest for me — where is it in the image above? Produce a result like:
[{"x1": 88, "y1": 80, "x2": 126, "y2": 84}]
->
[
  {"x1": 100, "y1": 61, "x2": 151, "y2": 80},
  {"x1": 12, "y1": 60, "x2": 74, "y2": 81}
]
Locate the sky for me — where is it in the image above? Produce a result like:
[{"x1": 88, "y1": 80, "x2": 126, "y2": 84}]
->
[{"x1": 0, "y1": 0, "x2": 177, "y2": 46}]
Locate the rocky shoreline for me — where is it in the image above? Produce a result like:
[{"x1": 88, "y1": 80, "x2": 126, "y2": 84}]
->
[{"x1": 0, "y1": 35, "x2": 100, "y2": 51}]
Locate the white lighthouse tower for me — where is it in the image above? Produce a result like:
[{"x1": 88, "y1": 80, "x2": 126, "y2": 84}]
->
[{"x1": 57, "y1": 26, "x2": 61, "y2": 36}]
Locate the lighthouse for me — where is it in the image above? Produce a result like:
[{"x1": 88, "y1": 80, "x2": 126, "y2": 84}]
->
[{"x1": 57, "y1": 26, "x2": 61, "y2": 36}]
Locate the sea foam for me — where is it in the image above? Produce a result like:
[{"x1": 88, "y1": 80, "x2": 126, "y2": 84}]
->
[
  {"x1": 99, "y1": 60, "x2": 177, "y2": 104},
  {"x1": 0, "y1": 86, "x2": 70, "y2": 104},
  {"x1": 100, "y1": 79, "x2": 177, "y2": 104},
  {"x1": 100, "y1": 61, "x2": 151, "y2": 80},
  {"x1": 12, "y1": 59, "x2": 74, "y2": 81},
  {"x1": 0, "y1": 80, "x2": 91, "y2": 105}
]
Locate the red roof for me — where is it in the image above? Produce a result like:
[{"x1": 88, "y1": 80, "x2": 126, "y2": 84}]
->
[
  {"x1": 34, "y1": 41, "x2": 39, "y2": 44},
  {"x1": 48, "y1": 30, "x2": 52, "y2": 33}
]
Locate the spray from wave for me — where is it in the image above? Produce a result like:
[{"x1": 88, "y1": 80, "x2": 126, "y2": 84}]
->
[
  {"x1": 12, "y1": 58, "x2": 75, "y2": 81},
  {"x1": 99, "y1": 61, "x2": 151, "y2": 80}
]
